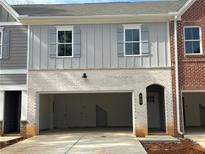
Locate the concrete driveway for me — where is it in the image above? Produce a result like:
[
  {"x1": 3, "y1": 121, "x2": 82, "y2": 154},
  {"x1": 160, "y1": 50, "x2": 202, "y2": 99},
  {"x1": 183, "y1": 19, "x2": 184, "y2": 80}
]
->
[{"x1": 0, "y1": 129, "x2": 147, "y2": 154}]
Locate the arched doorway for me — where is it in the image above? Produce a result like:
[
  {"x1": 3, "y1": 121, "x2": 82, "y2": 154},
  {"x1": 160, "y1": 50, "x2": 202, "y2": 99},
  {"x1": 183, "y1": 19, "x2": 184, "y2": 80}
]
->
[{"x1": 146, "y1": 84, "x2": 166, "y2": 134}]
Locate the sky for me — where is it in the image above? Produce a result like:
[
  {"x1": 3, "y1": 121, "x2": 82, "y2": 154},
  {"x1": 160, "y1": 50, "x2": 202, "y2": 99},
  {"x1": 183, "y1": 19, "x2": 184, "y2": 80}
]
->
[{"x1": 6, "y1": 0, "x2": 159, "y2": 5}]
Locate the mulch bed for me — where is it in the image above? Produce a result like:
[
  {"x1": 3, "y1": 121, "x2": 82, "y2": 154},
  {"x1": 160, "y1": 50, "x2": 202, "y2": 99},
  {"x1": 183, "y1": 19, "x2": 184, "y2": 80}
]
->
[
  {"x1": 0, "y1": 138, "x2": 23, "y2": 149},
  {"x1": 141, "y1": 139, "x2": 205, "y2": 154}
]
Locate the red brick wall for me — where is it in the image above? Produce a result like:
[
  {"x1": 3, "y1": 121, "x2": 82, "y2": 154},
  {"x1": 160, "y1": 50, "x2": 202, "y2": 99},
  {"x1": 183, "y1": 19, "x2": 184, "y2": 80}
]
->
[
  {"x1": 169, "y1": 21, "x2": 178, "y2": 136},
  {"x1": 178, "y1": 0, "x2": 205, "y2": 90},
  {"x1": 169, "y1": 0, "x2": 205, "y2": 136}
]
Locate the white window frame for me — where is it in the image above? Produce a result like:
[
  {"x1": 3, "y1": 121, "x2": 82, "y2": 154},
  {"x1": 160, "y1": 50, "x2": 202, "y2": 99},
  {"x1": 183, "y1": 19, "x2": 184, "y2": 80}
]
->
[
  {"x1": 0, "y1": 27, "x2": 4, "y2": 59},
  {"x1": 123, "y1": 24, "x2": 142, "y2": 57},
  {"x1": 56, "y1": 26, "x2": 74, "y2": 58},
  {"x1": 184, "y1": 26, "x2": 203, "y2": 55}
]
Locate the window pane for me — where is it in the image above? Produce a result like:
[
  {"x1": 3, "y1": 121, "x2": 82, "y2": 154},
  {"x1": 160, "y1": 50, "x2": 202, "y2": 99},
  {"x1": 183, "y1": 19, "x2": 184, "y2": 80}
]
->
[
  {"x1": 185, "y1": 41, "x2": 193, "y2": 53},
  {"x1": 65, "y1": 44, "x2": 72, "y2": 56},
  {"x1": 58, "y1": 44, "x2": 72, "y2": 56},
  {"x1": 133, "y1": 43, "x2": 140, "y2": 54},
  {"x1": 193, "y1": 28, "x2": 200, "y2": 40},
  {"x1": 58, "y1": 44, "x2": 64, "y2": 56},
  {"x1": 133, "y1": 29, "x2": 139, "y2": 41},
  {"x1": 125, "y1": 29, "x2": 140, "y2": 41},
  {"x1": 185, "y1": 28, "x2": 192, "y2": 40},
  {"x1": 193, "y1": 41, "x2": 200, "y2": 53},
  {"x1": 125, "y1": 30, "x2": 132, "y2": 41},
  {"x1": 58, "y1": 31, "x2": 72, "y2": 43},
  {"x1": 125, "y1": 43, "x2": 133, "y2": 55},
  {"x1": 65, "y1": 31, "x2": 72, "y2": 43}
]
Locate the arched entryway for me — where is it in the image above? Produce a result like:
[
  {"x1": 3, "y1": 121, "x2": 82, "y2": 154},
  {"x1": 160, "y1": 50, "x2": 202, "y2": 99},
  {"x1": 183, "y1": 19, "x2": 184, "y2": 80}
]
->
[{"x1": 146, "y1": 84, "x2": 166, "y2": 134}]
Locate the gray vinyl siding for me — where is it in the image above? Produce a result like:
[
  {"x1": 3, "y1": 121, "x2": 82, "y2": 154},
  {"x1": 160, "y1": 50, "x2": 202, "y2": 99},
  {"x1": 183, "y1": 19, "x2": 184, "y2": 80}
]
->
[
  {"x1": 0, "y1": 25, "x2": 28, "y2": 69},
  {"x1": 0, "y1": 6, "x2": 15, "y2": 22},
  {"x1": 0, "y1": 74, "x2": 26, "y2": 85},
  {"x1": 29, "y1": 22, "x2": 170, "y2": 70}
]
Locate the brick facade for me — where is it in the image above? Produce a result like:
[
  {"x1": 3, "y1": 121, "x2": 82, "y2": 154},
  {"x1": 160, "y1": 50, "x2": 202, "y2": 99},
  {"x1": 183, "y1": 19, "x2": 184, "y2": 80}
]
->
[
  {"x1": 178, "y1": 0, "x2": 205, "y2": 91},
  {"x1": 170, "y1": 0, "x2": 205, "y2": 136},
  {"x1": 27, "y1": 69, "x2": 174, "y2": 137}
]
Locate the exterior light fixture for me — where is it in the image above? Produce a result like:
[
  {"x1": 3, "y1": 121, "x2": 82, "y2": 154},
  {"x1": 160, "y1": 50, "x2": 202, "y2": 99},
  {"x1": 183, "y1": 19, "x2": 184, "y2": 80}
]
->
[
  {"x1": 139, "y1": 93, "x2": 143, "y2": 105},
  {"x1": 82, "y1": 73, "x2": 87, "y2": 79}
]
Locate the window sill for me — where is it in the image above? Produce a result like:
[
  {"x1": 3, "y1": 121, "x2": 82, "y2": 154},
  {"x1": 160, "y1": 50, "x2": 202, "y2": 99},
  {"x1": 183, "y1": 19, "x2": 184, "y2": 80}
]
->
[{"x1": 124, "y1": 54, "x2": 150, "y2": 57}]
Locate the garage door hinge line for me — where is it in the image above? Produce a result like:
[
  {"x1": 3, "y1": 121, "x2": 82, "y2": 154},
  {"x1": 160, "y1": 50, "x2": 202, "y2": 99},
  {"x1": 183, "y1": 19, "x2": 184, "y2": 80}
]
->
[{"x1": 64, "y1": 136, "x2": 83, "y2": 154}]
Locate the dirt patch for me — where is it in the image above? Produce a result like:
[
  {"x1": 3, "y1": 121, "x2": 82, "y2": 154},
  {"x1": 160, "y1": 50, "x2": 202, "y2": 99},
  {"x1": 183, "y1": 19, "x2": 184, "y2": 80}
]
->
[
  {"x1": 141, "y1": 139, "x2": 205, "y2": 154},
  {"x1": 0, "y1": 138, "x2": 23, "y2": 149}
]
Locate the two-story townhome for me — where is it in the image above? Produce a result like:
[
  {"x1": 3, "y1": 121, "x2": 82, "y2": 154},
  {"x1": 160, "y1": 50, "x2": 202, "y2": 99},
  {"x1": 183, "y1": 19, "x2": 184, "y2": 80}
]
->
[
  {"x1": 11, "y1": 0, "x2": 190, "y2": 138},
  {"x1": 0, "y1": 0, "x2": 28, "y2": 136},
  {"x1": 173, "y1": 0, "x2": 205, "y2": 135},
  {"x1": 0, "y1": 0, "x2": 194, "y2": 138}
]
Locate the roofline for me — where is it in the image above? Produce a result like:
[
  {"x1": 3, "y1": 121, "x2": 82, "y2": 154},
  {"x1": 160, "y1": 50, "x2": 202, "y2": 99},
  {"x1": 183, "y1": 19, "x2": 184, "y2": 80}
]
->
[
  {"x1": 0, "y1": 0, "x2": 20, "y2": 22},
  {"x1": 17, "y1": 13, "x2": 177, "y2": 25},
  {"x1": 176, "y1": 0, "x2": 196, "y2": 19}
]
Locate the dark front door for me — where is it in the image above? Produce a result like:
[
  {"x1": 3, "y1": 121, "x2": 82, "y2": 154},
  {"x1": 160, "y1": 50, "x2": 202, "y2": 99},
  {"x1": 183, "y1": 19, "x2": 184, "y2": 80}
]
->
[{"x1": 4, "y1": 91, "x2": 21, "y2": 134}]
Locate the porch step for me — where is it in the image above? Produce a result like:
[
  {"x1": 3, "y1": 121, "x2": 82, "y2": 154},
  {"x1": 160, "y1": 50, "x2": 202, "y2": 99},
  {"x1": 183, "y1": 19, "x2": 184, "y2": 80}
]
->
[{"x1": 138, "y1": 135, "x2": 180, "y2": 143}]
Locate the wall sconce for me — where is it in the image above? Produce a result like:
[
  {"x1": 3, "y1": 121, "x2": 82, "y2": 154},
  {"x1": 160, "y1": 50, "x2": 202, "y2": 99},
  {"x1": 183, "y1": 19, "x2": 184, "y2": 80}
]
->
[
  {"x1": 82, "y1": 73, "x2": 87, "y2": 79},
  {"x1": 139, "y1": 93, "x2": 143, "y2": 105}
]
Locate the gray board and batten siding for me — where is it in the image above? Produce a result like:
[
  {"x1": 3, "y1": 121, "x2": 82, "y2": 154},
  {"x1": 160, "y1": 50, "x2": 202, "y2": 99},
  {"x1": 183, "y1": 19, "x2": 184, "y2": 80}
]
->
[
  {"x1": 0, "y1": 25, "x2": 27, "y2": 85},
  {"x1": 29, "y1": 22, "x2": 170, "y2": 70}
]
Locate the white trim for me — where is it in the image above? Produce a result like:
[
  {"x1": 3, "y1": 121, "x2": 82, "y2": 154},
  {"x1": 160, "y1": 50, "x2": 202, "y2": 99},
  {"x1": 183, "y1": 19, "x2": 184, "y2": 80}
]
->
[
  {"x1": 0, "y1": 69, "x2": 27, "y2": 74},
  {"x1": 0, "y1": 0, "x2": 20, "y2": 22},
  {"x1": 0, "y1": 28, "x2": 3, "y2": 59},
  {"x1": 0, "y1": 91, "x2": 5, "y2": 121},
  {"x1": 56, "y1": 26, "x2": 74, "y2": 58},
  {"x1": 0, "y1": 22, "x2": 22, "y2": 26},
  {"x1": 26, "y1": 25, "x2": 30, "y2": 90},
  {"x1": 21, "y1": 90, "x2": 28, "y2": 121},
  {"x1": 167, "y1": 21, "x2": 171, "y2": 66},
  {"x1": 183, "y1": 26, "x2": 203, "y2": 55},
  {"x1": 123, "y1": 24, "x2": 142, "y2": 57},
  {"x1": 0, "y1": 85, "x2": 27, "y2": 91}
]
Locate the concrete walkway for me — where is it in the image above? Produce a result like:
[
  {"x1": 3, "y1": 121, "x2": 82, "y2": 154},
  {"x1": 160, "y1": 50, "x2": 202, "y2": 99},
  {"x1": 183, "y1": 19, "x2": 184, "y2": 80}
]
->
[
  {"x1": 0, "y1": 129, "x2": 147, "y2": 154},
  {"x1": 185, "y1": 128, "x2": 205, "y2": 149}
]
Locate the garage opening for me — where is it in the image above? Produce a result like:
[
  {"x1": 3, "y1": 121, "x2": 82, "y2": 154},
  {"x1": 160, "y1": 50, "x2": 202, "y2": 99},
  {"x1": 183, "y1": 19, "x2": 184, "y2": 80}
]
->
[
  {"x1": 39, "y1": 93, "x2": 132, "y2": 132},
  {"x1": 4, "y1": 91, "x2": 21, "y2": 134},
  {"x1": 183, "y1": 92, "x2": 205, "y2": 134},
  {"x1": 147, "y1": 84, "x2": 166, "y2": 134}
]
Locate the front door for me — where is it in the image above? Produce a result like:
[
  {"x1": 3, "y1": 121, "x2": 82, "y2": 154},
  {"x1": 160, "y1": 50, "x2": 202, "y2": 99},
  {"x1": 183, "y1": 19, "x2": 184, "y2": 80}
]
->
[
  {"x1": 147, "y1": 92, "x2": 160, "y2": 130},
  {"x1": 4, "y1": 91, "x2": 21, "y2": 134}
]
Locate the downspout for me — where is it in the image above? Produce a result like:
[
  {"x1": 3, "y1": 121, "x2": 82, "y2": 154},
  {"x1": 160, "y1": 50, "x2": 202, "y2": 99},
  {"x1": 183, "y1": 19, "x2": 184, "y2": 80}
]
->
[{"x1": 174, "y1": 16, "x2": 183, "y2": 135}]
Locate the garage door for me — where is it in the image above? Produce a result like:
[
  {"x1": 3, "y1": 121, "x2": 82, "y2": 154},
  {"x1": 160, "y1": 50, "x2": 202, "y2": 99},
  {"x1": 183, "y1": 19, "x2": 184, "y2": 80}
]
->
[
  {"x1": 183, "y1": 92, "x2": 205, "y2": 133},
  {"x1": 39, "y1": 93, "x2": 132, "y2": 131}
]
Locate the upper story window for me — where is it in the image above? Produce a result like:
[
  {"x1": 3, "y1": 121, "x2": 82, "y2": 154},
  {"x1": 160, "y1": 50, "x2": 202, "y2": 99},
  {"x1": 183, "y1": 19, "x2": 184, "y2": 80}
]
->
[
  {"x1": 123, "y1": 24, "x2": 141, "y2": 56},
  {"x1": 0, "y1": 28, "x2": 3, "y2": 59},
  {"x1": 184, "y1": 26, "x2": 202, "y2": 55},
  {"x1": 57, "y1": 26, "x2": 73, "y2": 57}
]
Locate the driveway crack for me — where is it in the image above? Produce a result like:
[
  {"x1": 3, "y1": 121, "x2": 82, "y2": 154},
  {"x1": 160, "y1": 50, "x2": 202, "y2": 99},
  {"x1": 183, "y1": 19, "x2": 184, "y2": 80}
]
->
[{"x1": 64, "y1": 136, "x2": 83, "y2": 154}]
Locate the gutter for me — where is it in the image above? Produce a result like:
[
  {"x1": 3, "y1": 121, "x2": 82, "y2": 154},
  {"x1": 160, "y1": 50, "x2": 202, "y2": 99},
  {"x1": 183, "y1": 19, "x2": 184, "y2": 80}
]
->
[
  {"x1": 18, "y1": 13, "x2": 178, "y2": 20},
  {"x1": 174, "y1": 16, "x2": 183, "y2": 136}
]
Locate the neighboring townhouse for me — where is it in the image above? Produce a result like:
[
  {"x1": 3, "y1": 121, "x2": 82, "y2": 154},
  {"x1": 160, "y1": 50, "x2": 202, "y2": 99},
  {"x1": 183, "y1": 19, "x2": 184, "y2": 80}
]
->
[
  {"x1": 174, "y1": 0, "x2": 205, "y2": 134},
  {"x1": 0, "y1": 1, "x2": 28, "y2": 136}
]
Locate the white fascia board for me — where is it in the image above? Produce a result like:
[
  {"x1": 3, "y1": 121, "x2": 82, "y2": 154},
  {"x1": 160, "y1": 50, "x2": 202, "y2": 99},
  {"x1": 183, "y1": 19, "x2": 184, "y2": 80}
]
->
[
  {"x1": 0, "y1": 69, "x2": 27, "y2": 74},
  {"x1": 0, "y1": 0, "x2": 20, "y2": 22},
  {"x1": 18, "y1": 14, "x2": 175, "y2": 25},
  {"x1": 0, "y1": 22, "x2": 22, "y2": 26}
]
